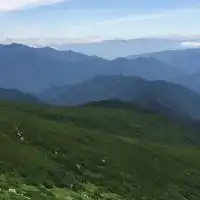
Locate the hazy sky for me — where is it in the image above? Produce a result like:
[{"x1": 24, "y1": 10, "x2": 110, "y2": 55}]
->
[{"x1": 0, "y1": 0, "x2": 200, "y2": 43}]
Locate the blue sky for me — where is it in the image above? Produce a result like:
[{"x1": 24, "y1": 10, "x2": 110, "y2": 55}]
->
[{"x1": 0, "y1": 0, "x2": 200, "y2": 44}]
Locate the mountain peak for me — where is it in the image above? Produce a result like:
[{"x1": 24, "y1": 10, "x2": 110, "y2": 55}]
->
[{"x1": 8, "y1": 43, "x2": 29, "y2": 49}]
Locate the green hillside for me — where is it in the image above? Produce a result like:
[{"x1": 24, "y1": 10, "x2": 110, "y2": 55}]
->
[{"x1": 0, "y1": 101, "x2": 200, "y2": 199}]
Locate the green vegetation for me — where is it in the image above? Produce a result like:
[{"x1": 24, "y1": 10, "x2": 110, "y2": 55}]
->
[
  {"x1": 0, "y1": 101, "x2": 200, "y2": 199},
  {"x1": 0, "y1": 183, "x2": 122, "y2": 200}
]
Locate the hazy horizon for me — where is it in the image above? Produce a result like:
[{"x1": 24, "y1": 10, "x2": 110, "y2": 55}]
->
[{"x1": 1, "y1": 0, "x2": 200, "y2": 45}]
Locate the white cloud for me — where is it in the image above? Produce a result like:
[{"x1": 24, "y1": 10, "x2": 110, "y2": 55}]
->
[
  {"x1": 0, "y1": 37, "x2": 105, "y2": 45},
  {"x1": 181, "y1": 41, "x2": 200, "y2": 48},
  {"x1": 0, "y1": 0, "x2": 64, "y2": 11}
]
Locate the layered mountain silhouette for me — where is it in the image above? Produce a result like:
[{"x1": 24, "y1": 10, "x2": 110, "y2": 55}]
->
[
  {"x1": 0, "y1": 88, "x2": 40, "y2": 103},
  {"x1": 55, "y1": 38, "x2": 182, "y2": 59},
  {"x1": 40, "y1": 75, "x2": 145, "y2": 104},
  {"x1": 41, "y1": 75, "x2": 200, "y2": 121},
  {"x1": 1, "y1": 43, "x2": 200, "y2": 121},
  {"x1": 174, "y1": 71, "x2": 200, "y2": 94},
  {"x1": 128, "y1": 48, "x2": 200, "y2": 74},
  {"x1": 128, "y1": 48, "x2": 200, "y2": 94},
  {"x1": 107, "y1": 57, "x2": 185, "y2": 80},
  {"x1": 0, "y1": 43, "x2": 183, "y2": 93},
  {"x1": 0, "y1": 43, "x2": 100, "y2": 93}
]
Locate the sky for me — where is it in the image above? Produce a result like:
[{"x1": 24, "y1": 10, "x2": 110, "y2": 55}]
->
[{"x1": 0, "y1": 0, "x2": 200, "y2": 44}]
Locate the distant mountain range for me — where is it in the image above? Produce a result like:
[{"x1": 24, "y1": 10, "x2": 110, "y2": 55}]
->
[
  {"x1": 53, "y1": 38, "x2": 183, "y2": 59},
  {"x1": 0, "y1": 88, "x2": 40, "y2": 103},
  {"x1": 128, "y1": 48, "x2": 200, "y2": 94},
  {"x1": 128, "y1": 48, "x2": 200, "y2": 74},
  {"x1": 174, "y1": 72, "x2": 200, "y2": 94},
  {"x1": 0, "y1": 43, "x2": 107, "y2": 93},
  {"x1": 40, "y1": 75, "x2": 145, "y2": 104},
  {"x1": 0, "y1": 43, "x2": 184, "y2": 93},
  {"x1": 40, "y1": 75, "x2": 200, "y2": 121},
  {"x1": 1, "y1": 42, "x2": 200, "y2": 122},
  {"x1": 107, "y1": 57, "x2": 185, "y2": 80}
]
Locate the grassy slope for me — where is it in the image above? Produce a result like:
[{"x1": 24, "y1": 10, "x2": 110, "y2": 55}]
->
[
  {"x1": 0, "y1": 101, "x2": 200, "y2": 199},
  {"x1": 0, "y1": 183, "x2": 122, "y2": 200}
]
